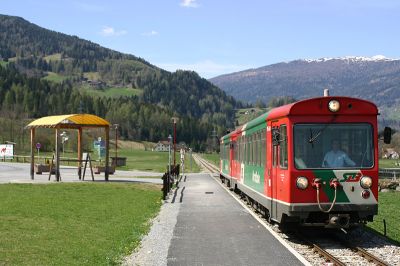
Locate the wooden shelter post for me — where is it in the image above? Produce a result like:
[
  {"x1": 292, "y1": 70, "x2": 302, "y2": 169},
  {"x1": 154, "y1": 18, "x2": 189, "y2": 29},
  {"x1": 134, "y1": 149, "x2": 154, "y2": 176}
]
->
[
  {"x1": 77, "y1": 128, "x2": 82, "y2": 180},
  {"x1": 55, "y1": 127, "x2": 61, "y2": 181},
  {"x1": 105, "y1": 125, "x2": 110, "y2": 181},
  {"x1": 30, "y1": 128, "x2": 35, "y2": 180}
]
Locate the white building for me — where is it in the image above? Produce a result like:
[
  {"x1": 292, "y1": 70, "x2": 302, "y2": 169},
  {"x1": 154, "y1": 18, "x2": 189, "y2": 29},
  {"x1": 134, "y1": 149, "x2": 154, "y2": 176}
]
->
[{"x1": 154, "y1": 141, "x2": 170, "y2": 152}]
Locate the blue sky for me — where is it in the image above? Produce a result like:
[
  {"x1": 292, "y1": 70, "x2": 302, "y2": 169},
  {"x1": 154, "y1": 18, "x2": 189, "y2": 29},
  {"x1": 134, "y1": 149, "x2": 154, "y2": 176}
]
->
[{"x1": 2, "y1": 0, "x2": 400, "y2": 78}]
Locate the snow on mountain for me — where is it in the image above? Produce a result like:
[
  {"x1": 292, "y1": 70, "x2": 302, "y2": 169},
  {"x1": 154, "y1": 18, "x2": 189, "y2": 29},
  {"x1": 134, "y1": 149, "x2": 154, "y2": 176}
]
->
[{"x1": 300, "y1": 55, "x2": 399, "y2": 63}]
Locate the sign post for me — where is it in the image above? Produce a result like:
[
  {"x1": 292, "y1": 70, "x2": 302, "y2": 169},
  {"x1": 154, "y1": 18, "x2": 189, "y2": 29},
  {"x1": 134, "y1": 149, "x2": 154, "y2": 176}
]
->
[
  {"x1": 36, "y1": 142, "x2": 41, "y2": 159},
  {"x1": 0, "y1": 144, "x2": 14, "y2": 160},
  {"x1": 93, "y1": 137, "x2": 105, "y2": 160}
]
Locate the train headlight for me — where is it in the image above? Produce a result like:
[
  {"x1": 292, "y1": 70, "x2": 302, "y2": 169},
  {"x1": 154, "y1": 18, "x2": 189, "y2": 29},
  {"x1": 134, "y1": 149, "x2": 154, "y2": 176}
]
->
[
  {"x1": 328, "y1": 100, "x2": 340, "y2": 112},
  {"x1": 360, "y1": 176, "x2": 372, "y2": 189},
  {"x1": 296, "y1": 176, "x2": 309, "y2": 190}
]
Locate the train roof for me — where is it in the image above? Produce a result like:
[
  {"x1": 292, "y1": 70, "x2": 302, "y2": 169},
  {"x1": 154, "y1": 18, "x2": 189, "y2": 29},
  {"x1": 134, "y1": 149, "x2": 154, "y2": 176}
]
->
[
  {"x1": 267, "y1": 96, "x2": 378, "y2": 120},
  {"x1": 220, "y1": 96, "x2": 378, "y2": 141}
]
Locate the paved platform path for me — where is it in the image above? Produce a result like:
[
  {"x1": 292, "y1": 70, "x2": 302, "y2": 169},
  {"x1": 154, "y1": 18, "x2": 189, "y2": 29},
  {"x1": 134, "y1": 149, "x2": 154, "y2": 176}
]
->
[
  {"x1": 0, "y1": 162, "x2": 162, "y2": 184},
  {"x1": 167, "y1": 173, "x2": 303, "y2": 266}
]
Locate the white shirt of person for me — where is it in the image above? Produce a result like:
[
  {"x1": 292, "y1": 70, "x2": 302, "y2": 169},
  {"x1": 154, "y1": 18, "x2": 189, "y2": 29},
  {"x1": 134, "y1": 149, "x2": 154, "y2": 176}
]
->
[{"x1": 322, "y1": 150, "x2": 356, "y2": 168}]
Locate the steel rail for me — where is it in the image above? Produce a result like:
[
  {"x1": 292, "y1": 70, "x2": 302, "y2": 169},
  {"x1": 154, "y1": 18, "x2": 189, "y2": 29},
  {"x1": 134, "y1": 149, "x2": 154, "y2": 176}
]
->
[
  {"x1": 332, "y1": 235, "x2": 391, "y2": 266},
  {"x1": 354, "y1": 246, "x2": 390, "y2": 266},
  {"x1": 294, "y1": 232, "x2": 346, "y2": 266},
  {"x1": 195, "y1": 155, "x2": 219, "y2": 173}
]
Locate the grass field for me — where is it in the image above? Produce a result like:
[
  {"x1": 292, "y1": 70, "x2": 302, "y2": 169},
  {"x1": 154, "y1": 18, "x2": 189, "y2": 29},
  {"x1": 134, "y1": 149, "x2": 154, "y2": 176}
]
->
[
  {"x1": 83, "y1": 71, "x2": 101, "y2": 81},
  {"x1": 235, "y1": 107, "x2": 270, "y2": 126},
  {"x1": 83, "y1": 86, "x2": 142, "y2": 98},
  {"x1": 13, "y1": 143, "x2": 201, "y2": 173},
  {"x1": 43, "y1": 53, "x2": 62, "y2": 62},
  {"x1": 0, "y1": 60, "x2": 8, "y2": 67},
  {"x1": 379, "y1": 158, "x2": 400, "y2": 168},
  {"x1": 367, "y1": 191, "x2": 400, "y2": 243},
  {"x1": 43, "y1": 72, "x2": 71, "y2": 83},
  {"x1": 0, "y1": 183, "x2": 161, "y2": 265},
  {"x1": 185, "y1": 153, "x2": 201, "y2": 173},
  {"x1": 117, "y1": 149, "x2": 169, "y2": 172},
  {"x1": 117, "y1": 149, "x2": 201, "y2": 173},
  {"x1": 201, "y1": 153, "x2": 220, "y2": 166}
]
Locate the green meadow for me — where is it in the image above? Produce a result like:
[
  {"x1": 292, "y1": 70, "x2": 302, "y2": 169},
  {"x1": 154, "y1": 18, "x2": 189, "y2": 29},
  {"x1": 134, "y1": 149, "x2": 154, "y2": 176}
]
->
[
  {"x1": 0, "y1": 183, "x2": 162, "y2": 265},
  {"x1": 367, "y1": 191, "x2": 400, "y2": 244}
]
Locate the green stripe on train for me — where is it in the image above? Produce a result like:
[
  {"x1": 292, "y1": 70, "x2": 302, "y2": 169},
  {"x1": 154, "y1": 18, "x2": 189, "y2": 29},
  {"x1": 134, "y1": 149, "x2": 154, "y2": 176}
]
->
[
  {"x1": 243, "y1": 164, "x2": 265, "y2": 193},
  {"x1": 243, "y1": 112, "x2": 269, "y2": 135},
  {"x1": 312, "y1": 170, "x2": 350, "y2": 203},
  {"x1": 221, "y1": 159, "x2": 230, "y2": 175}
]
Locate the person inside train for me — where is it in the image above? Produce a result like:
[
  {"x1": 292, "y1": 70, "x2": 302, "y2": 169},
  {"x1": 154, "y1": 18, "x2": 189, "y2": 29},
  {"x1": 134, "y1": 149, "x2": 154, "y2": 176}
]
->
[{"x1": 322, "y1": 139, "x2": 356, "y2": 168}]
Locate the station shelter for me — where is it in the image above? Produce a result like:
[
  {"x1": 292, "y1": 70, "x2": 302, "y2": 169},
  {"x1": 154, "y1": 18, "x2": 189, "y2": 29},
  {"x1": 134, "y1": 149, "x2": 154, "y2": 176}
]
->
[{"x1": 26, "y1": 114, "x2": 111, "y2": 181}]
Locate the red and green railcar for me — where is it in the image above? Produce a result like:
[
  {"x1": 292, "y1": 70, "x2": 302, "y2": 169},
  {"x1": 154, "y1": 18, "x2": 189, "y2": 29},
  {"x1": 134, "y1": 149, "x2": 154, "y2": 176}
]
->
[{"x1": 220, "y1": 96, "x2": 390, "y2": 227}]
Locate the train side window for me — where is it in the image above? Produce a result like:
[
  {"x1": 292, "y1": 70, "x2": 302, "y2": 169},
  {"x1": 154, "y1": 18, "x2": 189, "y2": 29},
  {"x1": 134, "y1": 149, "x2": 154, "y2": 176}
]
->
[
  {"x1": 253, "y1": 133, "x2": 258, "y2": 165},
  {"x1": 245, "y1": 136, "x2": 247, "y2": 164},
  {"x1": 258, "y1": 130, "x2": 263, "y2": 166},
  {"x1": 255, "y1": 133, "x2": 258, "y2": 165},
  {"x1": 238, "y1": 137, "x2": 241, "y2": 162},
  {"x1": 258, "y1": 130, "x2": 262, "y2": 166},
  {"x1": 280, "y1": 125, "x2": 288, "y2": 169},
  {"x1": 252, "y1": 134, "x2": 255, "y2": 165},
  {"x1": 256, "y1": 132, "x2": 259, "y2": 166},
  {"x1": 250, "y1": 134, "x2": 254, "y2": 165},
  {"x1": 260, "y1": 129, "x2": 265, "y2": 165}
]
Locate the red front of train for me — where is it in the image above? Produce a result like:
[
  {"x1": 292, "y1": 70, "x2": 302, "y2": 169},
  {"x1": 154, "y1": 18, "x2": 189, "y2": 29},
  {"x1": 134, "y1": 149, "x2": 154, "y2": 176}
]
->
[{"x1": 220, "y1": 96, "x2": 388, "y2": 227}]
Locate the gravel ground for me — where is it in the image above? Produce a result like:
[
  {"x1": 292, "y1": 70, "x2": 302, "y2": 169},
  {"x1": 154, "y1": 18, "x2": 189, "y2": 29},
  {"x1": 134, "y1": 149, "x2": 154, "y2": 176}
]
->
[{"x1": 122, "y1": 191, "x2": 181, "y2": 266}]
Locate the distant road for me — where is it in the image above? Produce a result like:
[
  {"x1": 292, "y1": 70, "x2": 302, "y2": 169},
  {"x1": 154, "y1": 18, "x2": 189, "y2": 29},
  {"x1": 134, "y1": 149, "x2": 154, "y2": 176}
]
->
[{"x1": 0, "y1": 162, "x2": 162, "y2": 184}]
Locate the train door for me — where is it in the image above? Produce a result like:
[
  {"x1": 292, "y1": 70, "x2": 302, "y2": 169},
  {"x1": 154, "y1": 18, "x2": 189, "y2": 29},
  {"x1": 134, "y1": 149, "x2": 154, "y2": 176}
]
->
[
  {"x1": 229, "y1": 141, "x2": 234, "y2": 178},
  {"x1": 271, "y1": 122, "x2": 279, "y2": 221}
]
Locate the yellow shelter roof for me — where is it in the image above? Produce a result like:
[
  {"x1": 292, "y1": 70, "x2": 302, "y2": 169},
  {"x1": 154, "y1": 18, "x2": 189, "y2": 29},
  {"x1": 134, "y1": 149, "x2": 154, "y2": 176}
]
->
[{"x1": 26, "y1": 114, "x2": 110, "y2": 128}]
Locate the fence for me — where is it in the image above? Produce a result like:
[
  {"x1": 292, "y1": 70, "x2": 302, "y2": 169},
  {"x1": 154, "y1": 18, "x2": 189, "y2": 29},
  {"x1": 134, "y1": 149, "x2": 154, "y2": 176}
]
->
[
  {"x1": 379, "y1": 168, "x2": 400, "y2": 180},
  {"x1": 162, "y1": 164, "x2": 180, "y2": 200},
  {"x1": 1, "y1": 154, "x2": 103, "y2": 165}
]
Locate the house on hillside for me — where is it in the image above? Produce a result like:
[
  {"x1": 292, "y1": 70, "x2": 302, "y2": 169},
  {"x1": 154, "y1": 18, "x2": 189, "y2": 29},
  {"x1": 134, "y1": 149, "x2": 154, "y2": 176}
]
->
[
  {"x1": 382, "y1": 148, "x2": 399, "y2": 159},
  {"x1": 153, "y1": 141, "x2": 170, "y2": 152},
  {"x1": 86, "y1": 80, "x2": 106, "y2": 89},
  {"x1": 153, "y1": 141, "x2": 188, "y2": 152}
]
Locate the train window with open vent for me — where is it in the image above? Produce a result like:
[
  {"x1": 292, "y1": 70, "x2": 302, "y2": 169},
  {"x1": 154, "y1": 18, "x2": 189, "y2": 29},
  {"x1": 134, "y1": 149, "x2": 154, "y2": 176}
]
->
[
  {"x1": 280, "y1": 125, "x2": 288, "y2": 169},
  {"x1": 245, "y1": 135, "x2": 248, "y2": 164},
  {"x1": 254, "y1": 133, "x2": 258, "y2": 165},
  {"x1": 257, "y1": 130, "x2": 263, "y2": 166},
  {"x1": 261, "y1": 129, "x2": 266, "y2": 166},
  {"x1": 250, "y1": 134, "x2": 254, "y2": 165}
]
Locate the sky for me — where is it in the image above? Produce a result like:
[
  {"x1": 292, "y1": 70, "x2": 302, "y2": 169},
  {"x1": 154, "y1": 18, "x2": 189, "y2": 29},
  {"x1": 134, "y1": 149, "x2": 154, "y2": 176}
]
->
[{"x1": 2, "y1": 0, "x2": 400, "y2": 78}]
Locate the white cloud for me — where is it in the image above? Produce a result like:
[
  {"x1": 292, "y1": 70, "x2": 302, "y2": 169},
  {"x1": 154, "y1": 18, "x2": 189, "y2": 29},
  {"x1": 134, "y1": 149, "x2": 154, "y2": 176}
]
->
[
  {"x1": 100, "y1": 26, "x2": 127, "y2": 37},
  {"x1": 156, "y1": 60, "x2": 251, "y2": 78},
  {"x1": 141, "y1": 30, "x2": 159, "y2": 37},
  {"x1": 180, "y1": 0, "x2": 199, "y2": 8}
]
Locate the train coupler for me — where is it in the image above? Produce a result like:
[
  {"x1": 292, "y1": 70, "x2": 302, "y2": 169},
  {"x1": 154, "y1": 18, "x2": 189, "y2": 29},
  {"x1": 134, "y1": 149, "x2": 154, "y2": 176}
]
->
[{"x1": 328, "y1": 214, "x2": 350, "y2": 228}]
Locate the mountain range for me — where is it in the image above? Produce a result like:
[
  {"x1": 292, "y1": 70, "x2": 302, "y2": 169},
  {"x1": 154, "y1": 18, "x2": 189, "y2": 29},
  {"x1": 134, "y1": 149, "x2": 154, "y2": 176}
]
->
[{"x1": 210, "y1": 56, "x2": 400, "y2": 120}]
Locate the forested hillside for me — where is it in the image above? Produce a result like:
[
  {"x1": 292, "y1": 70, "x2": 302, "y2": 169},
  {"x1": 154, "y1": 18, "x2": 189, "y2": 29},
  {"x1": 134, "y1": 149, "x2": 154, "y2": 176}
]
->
[
  {"x1": 0, "y1": 14, "x2": 240, "y2": 150},
  {"x1": 0, "y1": 65, "x2": 217, "y2": 150}
]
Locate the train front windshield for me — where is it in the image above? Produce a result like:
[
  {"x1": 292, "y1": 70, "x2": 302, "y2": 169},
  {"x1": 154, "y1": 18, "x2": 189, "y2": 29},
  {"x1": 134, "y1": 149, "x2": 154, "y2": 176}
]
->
[{"x1": 293, "y1": 124, "x2": 374, "y2": 169}]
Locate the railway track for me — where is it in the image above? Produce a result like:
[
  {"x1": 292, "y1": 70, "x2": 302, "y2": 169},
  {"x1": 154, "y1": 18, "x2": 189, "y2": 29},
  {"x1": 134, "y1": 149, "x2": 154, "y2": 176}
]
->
[
  {"x1": 194, "y1": 155, "x2": 219, "y2": 173},
  {"x1": 293, "y1": 230, "x2": 391, "y2": 266},
  {"x1": 194, "y1": 155, "x2": 395, "y2": 266}
]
